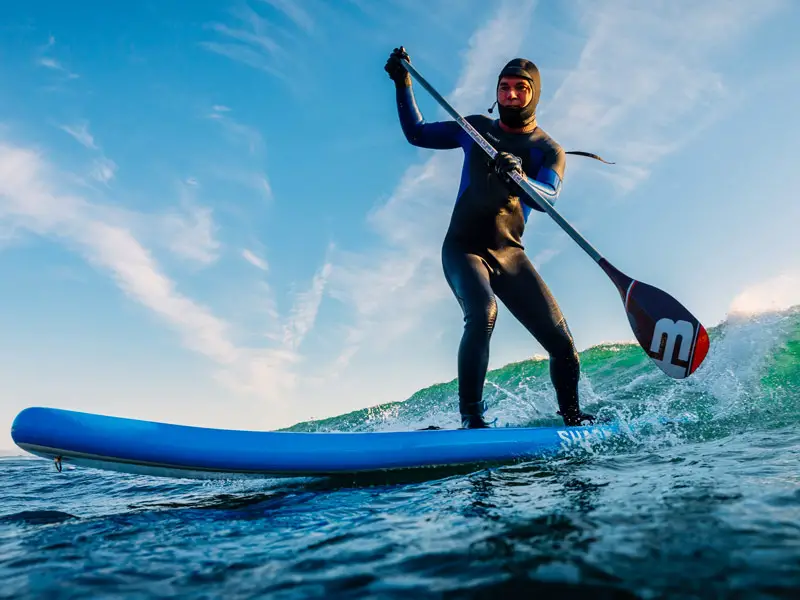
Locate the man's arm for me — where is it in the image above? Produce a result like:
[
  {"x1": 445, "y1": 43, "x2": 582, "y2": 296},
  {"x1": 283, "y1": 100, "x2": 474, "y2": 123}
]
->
[
  {"x1": 396, "y1": 84, "x2": 463, "y2": 150},
  {"x1": 518, "y1": 144, "x2": 567, "y2": 212},
  {"x1": 385, "y1": 46, "x2": 462, "y2": 150},
  {"x1": 518, "y1": 166, "x2": 562, "y2": 213},
  {"x1": 493, "y1": 150, "x2": 565, "y2": 212}
]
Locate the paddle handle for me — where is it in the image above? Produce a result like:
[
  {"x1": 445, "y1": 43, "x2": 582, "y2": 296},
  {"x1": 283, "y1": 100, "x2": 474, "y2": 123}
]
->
[{"x1": 400, "y1": 59, "x2": 605, "y2": 264}]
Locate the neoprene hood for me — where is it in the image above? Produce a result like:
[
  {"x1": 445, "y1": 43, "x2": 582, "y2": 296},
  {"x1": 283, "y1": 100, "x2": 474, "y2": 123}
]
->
[{"x1": 497, "y1": 58, "x2": 540, "y2": 128}]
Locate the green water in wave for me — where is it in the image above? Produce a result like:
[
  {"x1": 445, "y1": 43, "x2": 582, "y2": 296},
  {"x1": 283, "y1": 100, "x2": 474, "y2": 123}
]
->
[{"x1": 284, "y1": 306, "x2": 800, "y2": 441}]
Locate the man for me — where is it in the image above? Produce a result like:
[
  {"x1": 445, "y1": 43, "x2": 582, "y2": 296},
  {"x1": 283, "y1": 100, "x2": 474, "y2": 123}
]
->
[{"x1": 384, "y1": 46, "x2": 595, "y2": 429}]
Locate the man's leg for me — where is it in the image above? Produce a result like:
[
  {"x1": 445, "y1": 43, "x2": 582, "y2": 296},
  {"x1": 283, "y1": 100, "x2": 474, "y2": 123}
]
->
[
  {"x1": 493, "y1": 250, "x2": 593, "y2": 425},
  {"x1": 442, "y1": 246, "x2": 497, "y2": 428}
]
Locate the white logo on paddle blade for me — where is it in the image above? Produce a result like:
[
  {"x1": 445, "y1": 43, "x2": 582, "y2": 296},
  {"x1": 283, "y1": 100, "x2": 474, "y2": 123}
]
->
[{"x1": 650, "y1": 318, "x2": 694, "y2": 378}]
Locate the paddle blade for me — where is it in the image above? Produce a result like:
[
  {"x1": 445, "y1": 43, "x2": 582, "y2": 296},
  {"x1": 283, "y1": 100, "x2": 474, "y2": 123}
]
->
[{"x1": 599, "y1": 259, "x2": 710, "y2": 379}]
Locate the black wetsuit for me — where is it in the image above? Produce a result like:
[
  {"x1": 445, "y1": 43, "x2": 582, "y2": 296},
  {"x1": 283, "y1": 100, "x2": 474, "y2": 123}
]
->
[{"x1": 395, "y1": 84, "x2": 582, "y2": 424}]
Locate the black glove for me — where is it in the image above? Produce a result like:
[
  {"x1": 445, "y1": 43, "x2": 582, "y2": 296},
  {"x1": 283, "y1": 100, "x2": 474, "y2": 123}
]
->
[
  {"x1": 491, "y1": 152, "x2": 524, "y2": 185},
  {"x1": 384, "y1": 46, "x2": 411, "y2": 87}
]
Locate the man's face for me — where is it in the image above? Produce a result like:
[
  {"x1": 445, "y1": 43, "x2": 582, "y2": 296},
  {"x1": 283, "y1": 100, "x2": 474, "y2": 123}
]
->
[{"x1": 497, "y1": 76, "x2": 533, "y2": 107}]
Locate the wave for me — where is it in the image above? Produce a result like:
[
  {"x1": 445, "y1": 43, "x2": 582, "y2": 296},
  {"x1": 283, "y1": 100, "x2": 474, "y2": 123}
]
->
[{"x1": 284, "y1": 306, "x2": 800, "y2": 443}]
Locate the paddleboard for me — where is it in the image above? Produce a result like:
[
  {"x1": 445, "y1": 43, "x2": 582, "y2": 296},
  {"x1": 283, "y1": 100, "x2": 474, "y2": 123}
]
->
[{"x1": 10, "y1": 407, "x2": 622, "y2": 480}]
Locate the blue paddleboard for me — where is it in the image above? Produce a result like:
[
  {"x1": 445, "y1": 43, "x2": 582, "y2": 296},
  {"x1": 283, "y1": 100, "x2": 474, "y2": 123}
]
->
[{"x1": 10, "y1": 407, "x2": 622, "y2": 480}]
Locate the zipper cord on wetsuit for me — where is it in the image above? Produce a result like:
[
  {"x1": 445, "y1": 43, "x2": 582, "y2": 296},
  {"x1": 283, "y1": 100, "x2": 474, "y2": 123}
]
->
[{"x1": 565, "y1": 150, "x2": 615, "y2": 164}]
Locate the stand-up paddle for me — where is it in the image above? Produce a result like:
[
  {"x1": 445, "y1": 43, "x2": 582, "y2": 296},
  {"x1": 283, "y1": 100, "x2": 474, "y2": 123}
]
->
[{"x1": 399, "y1": 53, "x2": 709, "y2": 379}]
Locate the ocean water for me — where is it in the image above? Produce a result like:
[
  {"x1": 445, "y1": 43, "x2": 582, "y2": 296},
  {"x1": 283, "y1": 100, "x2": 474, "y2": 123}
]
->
[{"x1": 1, "y1": 307, "x2": 799, "y2": 599}]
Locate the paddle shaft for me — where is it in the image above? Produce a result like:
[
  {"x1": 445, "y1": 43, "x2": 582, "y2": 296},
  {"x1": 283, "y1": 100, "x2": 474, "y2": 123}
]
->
[{"x1": 400, "y1": 59, "x2": 605, "y2": 264}]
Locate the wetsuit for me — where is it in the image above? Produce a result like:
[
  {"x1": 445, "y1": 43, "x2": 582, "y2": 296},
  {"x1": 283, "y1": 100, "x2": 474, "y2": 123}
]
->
[{"x1": 394, "y1": 83, "x2": 582, "y2": 425}]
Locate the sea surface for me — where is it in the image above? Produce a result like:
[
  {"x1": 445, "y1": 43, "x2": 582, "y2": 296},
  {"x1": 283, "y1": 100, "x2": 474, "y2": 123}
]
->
[{"x1": 1, "y1": 307, "x2": 799, "y2": 599}]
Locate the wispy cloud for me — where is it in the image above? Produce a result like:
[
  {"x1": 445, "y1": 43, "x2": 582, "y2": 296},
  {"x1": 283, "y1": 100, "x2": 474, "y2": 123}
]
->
[
  {"x1": 60, "y1": 122, "x2": 96, "y2": 149},
  {"x1": 58, "y1": 120, "x2": 118, "y2": 184},
  {"x1": 201, "y1": 0, "x2": 328, "y2": 87},
  {"x1": 207, "y1": 105, "x2": 264, "y2": 155},
  {"x1": 203, "y1": 168, "x2": 273, "y2": 208},
  {"x1": 158, "y1": 203, "x2": 220, "y2": 266},
  {"x1": 90, "y1": 157, "x2": 117, "y2": 184},
  {"x1": 80, "y1": 220, "x2": 236, "y2": 360},
  {"x1": 38, "y1": 57, "x2": 79, "y2": 79},
  {"x1": 201, "y1": 3, "x2": 290, "y2": 80},
  {"x1": 258, "y1": 0, "x2": 314, "y2": 33},
  {"x1": 243, "y1": 248, "x2": 269, "y2": 271},
  {"x1": 198, "y1": 105, "x2": 272, "y2": 231},
  {"x1": 126, "y1": 178, "x2": 222, "y2": 267},
  {"x1": 37, "y1": 36, "x2": 79, "y2": 79},
  {"x1": 0, "y1": 141, "x2": 324, "y2": 420},
  {"x1": 547, "y1": 0, "x2": 787, "y2": 193},
  {"x1": 200, "y1": 105, "x2": 272, "y2": 235},
  {"x1": 283, "y1": 261, "x2": 332, "y2": 350},
  {"x1": 200, "y1": 104, "x2": 273, "y2": 209}
]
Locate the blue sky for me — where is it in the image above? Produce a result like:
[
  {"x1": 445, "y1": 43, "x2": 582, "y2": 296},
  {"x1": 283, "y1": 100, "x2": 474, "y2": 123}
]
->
[{"x1": 2, "y1": 0, "x2": 800, "y2": 450}]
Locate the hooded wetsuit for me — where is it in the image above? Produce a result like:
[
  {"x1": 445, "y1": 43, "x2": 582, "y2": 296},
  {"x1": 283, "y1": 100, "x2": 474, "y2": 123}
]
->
[{"x1": 393, "y1": 74, "x2": 582, "y2": 424}]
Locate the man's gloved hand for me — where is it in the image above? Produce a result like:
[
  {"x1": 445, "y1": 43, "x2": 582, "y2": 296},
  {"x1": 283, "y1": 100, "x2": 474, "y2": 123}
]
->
[
  {"x1": 491, "y1": 152, "x2": 524, "y2": 185},
  {"x1": 384, "y1": 46, "x2": 411, "y2": 87}
]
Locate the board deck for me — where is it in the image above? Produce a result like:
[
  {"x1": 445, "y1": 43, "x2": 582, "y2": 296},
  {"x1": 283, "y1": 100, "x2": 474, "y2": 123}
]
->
[{"x1": 11, "y1": 407, "x2": 622, "y2": 480}]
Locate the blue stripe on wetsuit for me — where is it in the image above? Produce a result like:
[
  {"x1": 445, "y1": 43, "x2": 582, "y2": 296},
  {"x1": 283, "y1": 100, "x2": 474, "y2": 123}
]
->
[{"x1": 521, "y1": 163, "x2": 562, "y2": 219}]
